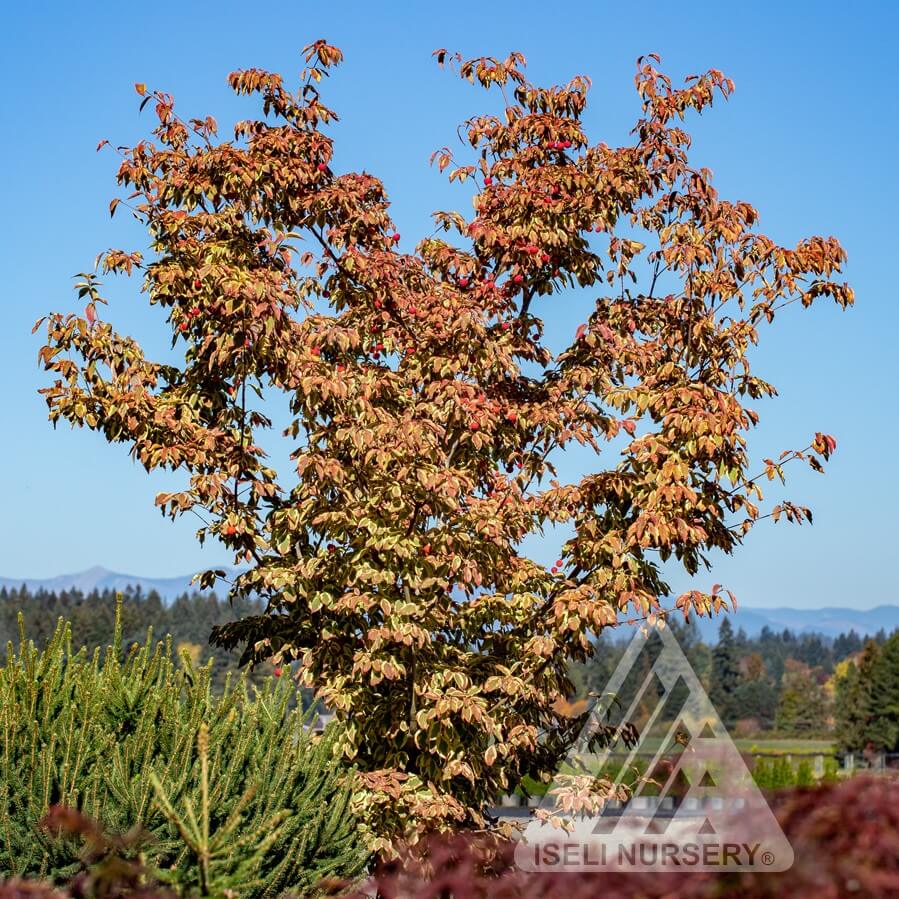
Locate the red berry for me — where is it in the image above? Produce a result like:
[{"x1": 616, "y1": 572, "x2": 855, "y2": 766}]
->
[
  {"x1": 562, "y1": 140, "x2": 572, "y2": 149},
  {"x1": 526, "y1": 245, "x2": 539, "y2": 255},
  {"x1": 551, "y1": 566, "x2": 558, "y2": 574},
  {"x1": 470, "y1": 420, "x2": 480, "y2": 431},
  {"x1": 423, "y1": 543, "x2": 431, "y2": 555},
  {"x1": 273, "y1": 667, "x2": 282, "y2": 677},
  {"x1": 194, "y1": 279, "x2": 201, "y2": 289},
  {"x1": 556, "y1": 559, "x2": 563, "y2": 567},
  {"x1": 190, "y1": 306, "x2": 200, "y2": 317},
  {"x1": 327, "y1": 543, "x2": 336, "y2": 553},
  {"x1": 408, "y1": 306, "x2": 417, "y2": 316},
  {"x1": 179, "y1": 322, "x2": 188, "y2": 332},
  {"x1": 374, "y1": 299, "x2": 382, "y2": 309},
  {"x1": 322, "y1": 290, "x2": 330, "y2": 298},
  {"x1": 337, "y1": 363, "x2": 345, "y2": 372},
  {"x1": 541, "y1": 253, "x2": 551, "y2": 264},
  {"x1": 513, "y1": 274, "x2": 524, "y2": 284},
  {"x1": 506, "y1": 411, "x2": 517, "y2": 423},
  {"x1": 484, "y1": 176, "x2": 493, "y2": 186},
  {"x1": 501, "y1": 322, "x2": 511, "y2": 331},
  {"x1": 311, "y1": 347, "x2": 320, "y2": 356},
  {"x1": 459, "y1": 277, "x2": 469, "y2": 288},
  {"x1": 317, "y1": 162, "x2": 327, "y2": 172},
  {"x1": 224, "y1": 524, "x2": 236, "y2": 536},
  {"x1": 391, "y1": 233, "x2": 401, "y2": 243}
]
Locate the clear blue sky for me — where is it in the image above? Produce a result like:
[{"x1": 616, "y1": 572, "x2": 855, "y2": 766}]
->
[{"x1": 1, "y1": 1, "x2": 896, "y2": 610}]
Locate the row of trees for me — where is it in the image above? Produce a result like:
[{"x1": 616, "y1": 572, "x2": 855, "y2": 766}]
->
[
  {"x1": 9, "y1": 588, "x2": 882, "y2": 741},
  {"x1": 573, "y1": 617, "x2": 885, "y2": 738},
  {"x1": 0, "y1": 585, "x2": 272, "y2": 691}
]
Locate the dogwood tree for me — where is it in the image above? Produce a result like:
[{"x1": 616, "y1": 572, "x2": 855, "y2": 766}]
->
[{"x1": 37, "y1": 42, "x2": 851, "y2": 847}]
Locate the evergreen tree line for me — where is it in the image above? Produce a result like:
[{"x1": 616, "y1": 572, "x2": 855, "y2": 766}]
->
[
  {"x1": 5, "y1": 587, "x2": 895, "y2": 744},
  {"x1": 0, "y1": 586, "x2": 273, "y2": 692},
  {"x1": 572, "y1": 617, "x2": 891, "y2": 739}
]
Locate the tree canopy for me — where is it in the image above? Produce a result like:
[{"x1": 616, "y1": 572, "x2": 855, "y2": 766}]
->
[{"x1": 37, "y1": 42, "x2": 851, "y2": 846}]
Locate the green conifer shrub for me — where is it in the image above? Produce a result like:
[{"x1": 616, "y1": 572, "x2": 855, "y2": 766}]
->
[
  {"x1": 0, "y1": 602, "x2": 369, "y2": 896},
  {"x1": 822, "y1": 756, "x2": 840, "y2": 783},
  {"x1": 751, "y1": 757, "x2": 772, "y2": 789},
  {"x1": 770, "y1": 757, "x2": 795, "y2": 789},
  {"x1": 794, "y1": 759, "x2": 815, "y2": 788}
]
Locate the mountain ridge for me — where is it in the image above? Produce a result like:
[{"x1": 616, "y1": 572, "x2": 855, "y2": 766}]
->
[
  {"x1": 0, "y1": 565, "x2": 240, "y2": 603},
  {"x1": 2, "y1": 567, "x2": 896, "y2": 640}
]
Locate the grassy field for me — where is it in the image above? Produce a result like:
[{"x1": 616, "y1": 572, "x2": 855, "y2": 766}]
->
[
  {"x1": 571, "y1": 736, "x2": 835, "y2": 757},
  {"x1": 734, "y1": 738, "x2": 834, "y2": 754}
]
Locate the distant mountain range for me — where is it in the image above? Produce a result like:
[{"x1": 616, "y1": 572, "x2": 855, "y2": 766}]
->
[
  {"x1": 689, "y1": 605, "x2": 899, "y2": 642},
  {"x1": 0, "y1": 566, "x2": 238, "y2": 603},
  {"x1": 2, "y1": 566, "x2": 898, "y2": 641}
]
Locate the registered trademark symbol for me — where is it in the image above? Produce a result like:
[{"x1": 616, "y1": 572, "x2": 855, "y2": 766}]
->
[{"x1": 761, "y1": 851, "x2": 775, "y2": 866}]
